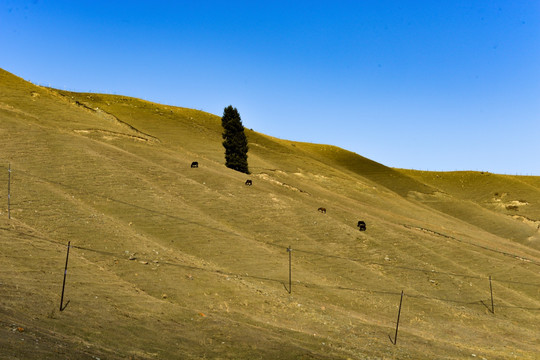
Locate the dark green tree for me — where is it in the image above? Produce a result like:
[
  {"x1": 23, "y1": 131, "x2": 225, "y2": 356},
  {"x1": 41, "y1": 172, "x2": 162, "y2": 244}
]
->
[{"x1": 221, "y1": 105, "x2": 249, "y2": 174}]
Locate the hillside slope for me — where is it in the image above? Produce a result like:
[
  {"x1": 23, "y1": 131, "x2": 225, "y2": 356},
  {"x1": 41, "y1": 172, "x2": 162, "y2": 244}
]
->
[{"x1": 1, "y1": 68, "x2": 540, "y2": 359}]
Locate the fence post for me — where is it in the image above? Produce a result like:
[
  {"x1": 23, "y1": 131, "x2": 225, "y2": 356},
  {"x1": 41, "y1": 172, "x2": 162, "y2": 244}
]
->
[
  {"x1": 60, "y1": 241, "x2": 71, "y2": 311},
  {"x1": 489, "y1": 276, "x2": 494, "y2": 314},
  {"x1": 287, "y1": 246, "x2": 292, "y2": 294},
  {"x1": 391, "y1": 290, "x2": 404, "y2": 345},
  {"x1": 7, "y1": 163, "x2": 11, "y2": 219}
]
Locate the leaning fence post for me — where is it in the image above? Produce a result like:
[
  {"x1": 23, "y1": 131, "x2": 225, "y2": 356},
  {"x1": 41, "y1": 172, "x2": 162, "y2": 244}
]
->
[
  {"x1": 390, "y1": 290, "x2": 404, "y2": 345},
  {"x1": 60, "y1": 241, "x2": 71, "y2": 311}
]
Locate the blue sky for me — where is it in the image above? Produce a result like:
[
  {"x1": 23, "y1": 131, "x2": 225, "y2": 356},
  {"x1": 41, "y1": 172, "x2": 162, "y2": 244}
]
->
[{"x1": 1, "y1": 1, "x2": 539, "y2": 175}]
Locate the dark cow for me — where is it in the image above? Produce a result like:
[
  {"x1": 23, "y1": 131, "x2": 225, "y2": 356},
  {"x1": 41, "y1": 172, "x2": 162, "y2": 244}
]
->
[
  {"x1": 357, "y1": 221, "x2": 366, "y2": 231},
  {"x1": 245, "y1": 179, "x2": 253, "y2": 186},
  {"x1": 190, "y1": 161, "x2": 198, "y2": 168},
  {"x1": 317, "y1": 207, "x2": 326, "y2": 214}
]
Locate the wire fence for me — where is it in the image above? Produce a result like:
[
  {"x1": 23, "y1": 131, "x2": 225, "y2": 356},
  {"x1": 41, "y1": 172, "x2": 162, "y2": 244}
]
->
[
  {"x1": 2, "y1": 222, "x2": 540, "y2": 314},
  {"x1": 1, "y1": 164, "x2": 540, "y2": 314}
]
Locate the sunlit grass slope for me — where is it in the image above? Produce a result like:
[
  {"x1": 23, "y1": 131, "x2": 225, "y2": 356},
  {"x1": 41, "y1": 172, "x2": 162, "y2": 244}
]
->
[
  {"x1": 399, "y1": 169, "x2": 540, "y2": 247},
  {"x1": 1, "y1": 68, "x2": 540, "y2": 359}
]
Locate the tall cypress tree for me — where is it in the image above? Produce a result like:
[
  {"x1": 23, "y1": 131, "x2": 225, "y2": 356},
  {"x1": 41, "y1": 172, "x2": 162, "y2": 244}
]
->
[{"x1": 221, "y1": 105, "x2": 249, "y2": 174}]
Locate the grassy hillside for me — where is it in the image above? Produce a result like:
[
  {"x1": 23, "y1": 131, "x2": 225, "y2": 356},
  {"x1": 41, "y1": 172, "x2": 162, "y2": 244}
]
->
[
  {"x1": 1, "y1": 68, "x2": 540, "y2": 359},
  {"x1": 398, "y1": 169, "x2": 540, "y2": 247}
]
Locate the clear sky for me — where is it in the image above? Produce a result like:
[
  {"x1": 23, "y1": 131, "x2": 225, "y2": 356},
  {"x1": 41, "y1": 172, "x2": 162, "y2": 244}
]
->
[{"x1": 1, "y1": 1, "x2": 539, "y2": 175}]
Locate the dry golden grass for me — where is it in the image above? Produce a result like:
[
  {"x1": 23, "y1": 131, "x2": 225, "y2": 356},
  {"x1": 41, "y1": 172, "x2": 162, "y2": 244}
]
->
[{"x1": 1, "y1": 68, "x2": 540, "y2": 359}]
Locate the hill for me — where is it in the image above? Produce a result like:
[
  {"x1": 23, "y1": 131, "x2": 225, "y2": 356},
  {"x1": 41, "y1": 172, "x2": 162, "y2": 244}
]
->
[{"x1": 1, "y1": 68, "x2": 539, "y2": 359}]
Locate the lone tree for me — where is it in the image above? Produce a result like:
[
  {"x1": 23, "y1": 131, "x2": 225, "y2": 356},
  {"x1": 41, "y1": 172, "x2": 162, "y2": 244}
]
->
[{"x1": 221, "y1": 105, "x2": 249, "y2": 174}]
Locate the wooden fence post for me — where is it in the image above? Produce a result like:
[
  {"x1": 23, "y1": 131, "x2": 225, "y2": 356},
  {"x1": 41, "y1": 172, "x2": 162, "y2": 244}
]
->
[
  {"x1": 287, "y1": 246, "x2": 292, "y2": 294},
  {"x1": 391, "y1": 290, "x2": 404, "y2": 345},
  {"x1": 60, "y1": 241, "x2": 71, "y2": 311},
  {"x1": 489, "y1": 276, "x2": 494, "y2": 314},
  {"x1": 7, "y1": 163, "x2": 11, "y2": 219}
]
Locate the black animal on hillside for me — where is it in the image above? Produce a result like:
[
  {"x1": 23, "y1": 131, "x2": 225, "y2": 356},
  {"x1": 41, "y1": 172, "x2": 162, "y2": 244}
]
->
[
  {"x1": 357, "y1": 221, "x2": 366, "y2": 231},
  {"x1": 245, "y1": 179, "x2": 252, "y2": 186},
  {"x1": 190, "y1": 161, "x2": 198, "y2": 168},
  {"x1": 318, "y1": 207, "x2": 326, "y2": 214}
]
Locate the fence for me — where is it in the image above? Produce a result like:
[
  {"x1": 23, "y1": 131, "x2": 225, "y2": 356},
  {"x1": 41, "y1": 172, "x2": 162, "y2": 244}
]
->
[{"x1": 2, "y1": 163, "x2": 540, "y2": 348}]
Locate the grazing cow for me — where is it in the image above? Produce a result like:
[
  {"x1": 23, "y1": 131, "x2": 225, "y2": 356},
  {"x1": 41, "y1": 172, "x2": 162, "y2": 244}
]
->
[
  {"x1": 190, "y1": 161, "x2": 198, "y2": 168},
  {"x1": 245, "y1": 179, "x2": 253, "y2": 186},
  {"x1": 318, "y1": 207, "x2": 326, "y2": 214},
  {"x1": 357, "y1": 221, "x2": 366, "y2": 231}
]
